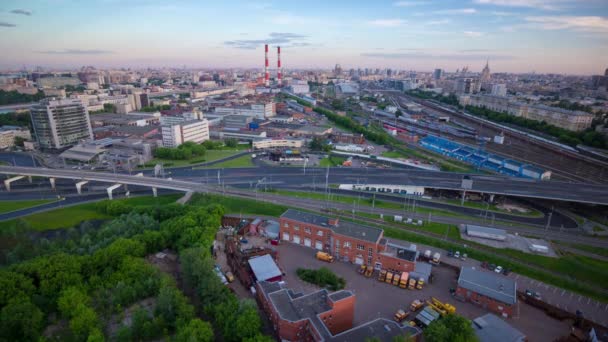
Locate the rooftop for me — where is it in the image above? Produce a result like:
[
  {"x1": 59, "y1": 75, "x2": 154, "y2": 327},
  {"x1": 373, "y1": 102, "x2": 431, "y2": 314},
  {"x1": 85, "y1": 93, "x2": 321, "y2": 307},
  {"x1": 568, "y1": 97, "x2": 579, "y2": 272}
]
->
[
  {"x1": 281, "y1": 209, "x2": 382, "y2": 243},
  {"x1": 472, "y1": 314, "x2": 526, "y2": 342},
  {"x1": 381, "y1": 242, "x2": 418, "y2": 262},
  {"x1": 465, "y1": 225, "x2": 507, "y2": 237},
  {"x1": 458, "y1": 267, "x2": 517, "y2": 305},
  {"x1": 248, "y1": 254, "x2": 282, "y2": 282}
]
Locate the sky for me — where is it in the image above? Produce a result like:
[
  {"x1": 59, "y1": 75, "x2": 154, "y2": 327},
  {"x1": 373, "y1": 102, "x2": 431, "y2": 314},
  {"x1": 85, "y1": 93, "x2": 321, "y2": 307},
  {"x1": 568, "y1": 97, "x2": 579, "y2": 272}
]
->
[{"x1": 0, "y1": 0, "x2": 607, "y2": 75}]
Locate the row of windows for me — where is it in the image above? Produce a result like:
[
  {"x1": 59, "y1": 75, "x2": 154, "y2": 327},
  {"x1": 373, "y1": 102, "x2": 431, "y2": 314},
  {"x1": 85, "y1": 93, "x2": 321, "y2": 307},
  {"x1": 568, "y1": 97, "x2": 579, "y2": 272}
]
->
[{"x1": 284, "y1": 222, "x2": 325, "y2": 236}]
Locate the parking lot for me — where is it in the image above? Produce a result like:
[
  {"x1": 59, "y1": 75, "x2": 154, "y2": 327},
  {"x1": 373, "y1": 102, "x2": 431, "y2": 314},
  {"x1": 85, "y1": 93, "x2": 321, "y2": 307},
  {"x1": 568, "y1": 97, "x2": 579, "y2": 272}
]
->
[{"x1": 275, "y1": 242, "x2": 571, "y2": 342}]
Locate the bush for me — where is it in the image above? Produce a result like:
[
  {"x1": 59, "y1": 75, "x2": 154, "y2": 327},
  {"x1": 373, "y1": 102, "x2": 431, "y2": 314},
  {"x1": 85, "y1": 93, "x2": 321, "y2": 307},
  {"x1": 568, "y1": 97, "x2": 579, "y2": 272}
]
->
[{"x1": 296, "y1": 267, "x2": 346, "y2": 291}]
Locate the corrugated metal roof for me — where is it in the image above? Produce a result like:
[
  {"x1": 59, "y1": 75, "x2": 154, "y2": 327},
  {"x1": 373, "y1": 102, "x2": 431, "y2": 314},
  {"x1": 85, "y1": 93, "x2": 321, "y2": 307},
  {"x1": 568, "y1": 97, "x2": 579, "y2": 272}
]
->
[
  {"x1": 473, "y1": 314, "x2": 526, "y2": 342},
  {"x1": 248, "y1": 254, "x2": 282, "y2": 282}
]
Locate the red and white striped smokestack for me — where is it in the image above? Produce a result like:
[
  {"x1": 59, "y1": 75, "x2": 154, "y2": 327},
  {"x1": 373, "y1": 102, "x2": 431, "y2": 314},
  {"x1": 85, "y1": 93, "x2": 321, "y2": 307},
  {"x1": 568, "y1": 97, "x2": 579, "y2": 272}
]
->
[
  {"x1": 264, "y1": 44, "x2": 269, "y2": 86},
  {"x1": 277, "y1": 46, "x2": 282, "y2": 85}
]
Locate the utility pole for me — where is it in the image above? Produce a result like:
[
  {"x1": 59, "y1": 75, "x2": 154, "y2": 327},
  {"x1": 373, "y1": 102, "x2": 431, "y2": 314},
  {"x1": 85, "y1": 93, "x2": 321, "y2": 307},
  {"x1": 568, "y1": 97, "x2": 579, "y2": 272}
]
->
[{"x1": 546, "y1": 210, "x2": 553, "y2": 230}]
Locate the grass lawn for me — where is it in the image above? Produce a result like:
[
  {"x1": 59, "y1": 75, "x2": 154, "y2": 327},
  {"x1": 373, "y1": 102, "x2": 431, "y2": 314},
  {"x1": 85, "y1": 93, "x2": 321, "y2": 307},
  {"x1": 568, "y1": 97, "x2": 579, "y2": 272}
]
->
[
  {"x1": 148, "y1": 148, "x2": 248, "y2": 168},
  {"x1": 441, "y1": 198, "x2": 543, "y2": 217},
  {"x1": 198, "y1": 154, "x2": 254, "y2": 168},
  {"x1": 0, "y1": 199, "x2": 57, "y2": 214},
  {"x1": 319, "y1": 156, "x2": 346, "y2": 167},
  {"x1": 189, "y1": 193, "x2": 288, "y2": 217},
  {"x1": 0, "y1": 194, "x2": 182, "y2": 232},
  {"x1": 553, "y1": 241, "x2": 608, "y2": 259}
]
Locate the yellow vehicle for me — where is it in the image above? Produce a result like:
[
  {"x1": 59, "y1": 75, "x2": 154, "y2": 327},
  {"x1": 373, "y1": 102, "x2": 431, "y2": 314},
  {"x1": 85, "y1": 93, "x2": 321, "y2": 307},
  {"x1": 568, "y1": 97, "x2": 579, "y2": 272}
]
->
[
  {"x1": 430, "y1": 297, "x2": 456, "y2": 315},
  {"x1": 399, "y1": 272, "x2": 409, "y2": 289},
  {"x1": 358, "y1": 265, "x2": 367, "y2": 275},
  {"x1": 416, "y1": 279, "x2": 425, "y2": 290},
  {"x1": 385, "y1": 272, "x2": 394, "y2": 284},
  {"x1": 392, "y1": 273, "x2": 401, "y2": 286},
  {"x1": 225, "y1": 271, "x2": 235, "y2": 283},
  {"x1": 410, "y1": 299, "x2": 424, "y2": 312},
  {"x1": 378, "y1": 269, "x2": 387, "y2": 282},
  {"x1": 408, "y1": 277, "x2": 417, "y2": 290},
  {"x1": 316, "y1": 251, "x2": 334, "y2": 263},
  {"x1": 394, "y1": 309, "x2": 409, "y2": 322},
  {"x1": 364, "y1": 266, "x2": 374, "y2": 278},
  {"x1": 408, "y1": 321, "x2": 417, "y2": 327}
]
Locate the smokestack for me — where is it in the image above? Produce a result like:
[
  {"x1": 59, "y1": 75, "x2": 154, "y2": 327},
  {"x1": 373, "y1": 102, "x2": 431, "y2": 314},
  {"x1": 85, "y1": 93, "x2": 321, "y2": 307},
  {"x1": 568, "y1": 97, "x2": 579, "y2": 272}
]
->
[
  {"x1": 264, "y1": 44, "x2": 269, "y2": 86},
  {"x1": 277, "y1": 46, "x2": 282, "y2": 86}
]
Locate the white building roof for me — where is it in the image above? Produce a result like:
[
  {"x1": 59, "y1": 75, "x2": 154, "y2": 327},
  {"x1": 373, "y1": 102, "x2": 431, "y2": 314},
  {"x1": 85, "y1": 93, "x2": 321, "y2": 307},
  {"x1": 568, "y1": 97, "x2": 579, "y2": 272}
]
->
[{"x1": 248, "y1": 254, "x2": 282, "y2": 282}]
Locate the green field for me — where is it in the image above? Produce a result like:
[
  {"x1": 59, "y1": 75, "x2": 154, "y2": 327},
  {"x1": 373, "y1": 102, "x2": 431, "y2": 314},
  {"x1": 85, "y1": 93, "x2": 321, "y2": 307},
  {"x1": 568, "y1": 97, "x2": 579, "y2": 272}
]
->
[
  {"x1": 0, "y1": 194, "x2": 182, "y2": 232},
  {"x1": 189, "y1": 193, "x2": 288, "y2": 216},
  {"x1": 319, "y1": 156, "x2": 346, "y2": 167},
  {"x1": 553, "y1": 241, "x2": 608, "y2": 258},
  {"x1": 198, "y1": 154, "x2": 254, "y2": 168},
  {"x1": 148, "y1": 148, "x2": 248, "y2": 167},
  {"x1": 0, "y1": 199, "x2": 57, "y2": 214}
]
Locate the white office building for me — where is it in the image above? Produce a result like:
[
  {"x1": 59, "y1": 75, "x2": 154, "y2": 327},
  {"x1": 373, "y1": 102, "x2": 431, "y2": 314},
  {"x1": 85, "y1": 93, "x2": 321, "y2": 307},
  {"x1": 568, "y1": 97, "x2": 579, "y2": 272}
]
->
[
  {"x1": 30, "y1": 98, "x2": 93, "y2": 149},
  {"x1": 491, "y1": 84, "x2": 507, "y2": 97},
  {"x1": 214, "y1": 102, "x2": 275, "y2": 119},
  {"x1": 161, "y1": 119, "x2": 209, "y2": 147}
]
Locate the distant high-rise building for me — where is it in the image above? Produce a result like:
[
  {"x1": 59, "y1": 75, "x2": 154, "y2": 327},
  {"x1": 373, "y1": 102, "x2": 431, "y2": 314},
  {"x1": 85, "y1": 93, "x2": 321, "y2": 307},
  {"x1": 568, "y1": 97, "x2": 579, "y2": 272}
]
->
[
  {"x1": 491, "y1": 83, "x2": 507, "y2": 97},
  {"x1": 387, "y1": 68, "x2": 393, "y2": 77},
  {"x1": 480, "y1": 60, "x2": 491, "y2": 82},
  {"x1": 334, "y1": 64, "x2": 343, "y2": 76},
  {"x1": 433, "y1": 69, "x2": 443, "y2": 80},
  {"x1": 591, "y1": 67, "x2": 608, "y2": 89},
  {"x1": 161, "y1": 119, "x2": 209, "y2": 147},
  {"x1": 30, "y1": 98, "x2": 93, "y2": 149},
  {"x1": 456, "y1": 78, "x2": 481, "y2": 94}
]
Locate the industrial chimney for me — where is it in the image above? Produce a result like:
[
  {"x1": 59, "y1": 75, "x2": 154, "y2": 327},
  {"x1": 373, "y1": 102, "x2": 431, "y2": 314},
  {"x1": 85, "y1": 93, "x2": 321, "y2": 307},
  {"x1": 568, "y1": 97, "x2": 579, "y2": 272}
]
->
[
  {"x1": 277, "y1": 46, "x2": 282, "y2": 86},
  {"x1": 264, "y1": 44, "x2": 269, "y2": 87}
]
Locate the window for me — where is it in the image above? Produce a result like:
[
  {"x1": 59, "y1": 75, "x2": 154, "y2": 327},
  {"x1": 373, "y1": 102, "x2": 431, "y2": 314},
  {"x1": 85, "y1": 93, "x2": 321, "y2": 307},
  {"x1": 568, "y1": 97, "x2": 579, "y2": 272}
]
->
[
  {"x1": 368, "y1": 248, "x2": 373, "y2": 257},
  {"x1": 317, "y1": 230, "x2": 324, "y2": 237},
  {"x1": 356, "y1": 244, "x2": 365, "y2": 251},
  {"x1": 343, "y1": 241, "x2": 351, "y2": 248},
  {"x1": 283, "y1": 222, "x2": 289, "y2": 228},
  {"x1": 294, "y1": 225, "x2": 300, "y2": 231},
  {"x1": 304, "y1": 227, "x2": 311, "y2": 234}
]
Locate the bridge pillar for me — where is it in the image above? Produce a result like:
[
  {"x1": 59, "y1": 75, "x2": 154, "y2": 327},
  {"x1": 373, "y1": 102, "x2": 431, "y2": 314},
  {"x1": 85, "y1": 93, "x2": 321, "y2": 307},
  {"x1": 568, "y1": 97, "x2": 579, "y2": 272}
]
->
[
  {"x1": 76, "y1": 181, "x2": 89, "y2": 195},
  {"x1": 152, "y1": 187, "x2": 157, "y2": 197},
  {"x1": 4, "y1": 175, "x2": 25, "y2": 191},
  {"x1": 107, "y1": 184, "x2": 122, "y2": 200},
  {"x1": 27, "y1": 176, "x2": 32, "y2": 183},
  {"x1": 489, "y1": 194, "x2": 495, "y2": 203},
  {"x1": 461, "y1": 190, "x2": 466, "y2": 206},
  {"x1": 49, "y1": 177, "x2": 56, "y2": 190}
]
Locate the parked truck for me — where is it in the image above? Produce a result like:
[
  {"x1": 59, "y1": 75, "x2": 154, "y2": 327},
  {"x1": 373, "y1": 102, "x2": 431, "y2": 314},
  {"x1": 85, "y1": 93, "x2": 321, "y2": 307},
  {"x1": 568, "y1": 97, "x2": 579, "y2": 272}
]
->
[
  {"x1": 392, "y1": 273, "x2": 401, "y2": 286},
  {"x1": 364, "y1": 266, "x2": 374, "y2": 278},
  {"x1": 399, "y1": 272, "x2": 409, "y2": 289},
  {"x1": 423, "y1": 250, "x2": 432, "y2": 260},
  {"x1": 394, "y1": 309, "x2": 409, "y2": 322},
  {"x1": 316, "y1": 251, "x2": 334, "y2": 263},
  {"x1": 408, "y1": 277, "x2": 417, "y2": 290},
  {"x1": 410, "y1": 299, "x2": 424, "y2": 311},
  {"x1": 430, "y1": 252, "x2": 441, "y2": 265},
  {"x1": 416, "y1": 278, "x2": 425, "y2": 290},
  {"x1": 378, "y1": 269, "x2": 387, "y2": 282},
  {"x1": 385, "y1": 272, "x2": 394, "y2": 284},
  {"x1": 358, "y1": 265, "x2": 367, "y2": 274}
]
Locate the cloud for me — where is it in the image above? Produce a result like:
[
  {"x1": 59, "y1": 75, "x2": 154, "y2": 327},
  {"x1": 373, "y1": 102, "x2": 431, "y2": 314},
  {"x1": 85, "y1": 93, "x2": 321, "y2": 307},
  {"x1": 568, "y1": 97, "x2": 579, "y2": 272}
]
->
[
  {"x1": 224, "y1": 32, "x2": 309, "y2": 49},
  {"x1": 361, "y1": 51, "x2": 515, "y2": 60},
  {"x1": 367, "y1": 19, "x2": 407, "y2": 27},
  {"x1": 472, "y1": 0, "x2": 568, "y2": 10},
  {"x1": 10, "y1": 9, "x2": 32, "y2": 16},
  {"x1": 393, "y1": 1, "x2": 426, "y2": 6},
  {"x1": 425, "y1": 19, "x2": 450, "y2": 25},
  {"x1": 464, "y1": 30, "x2": 484, "y2": 37},
  {"x1": 0, "y1": 22, "x2": 16, "y2": 27},
  {"x1": 526, "y1": 16, "x2": 608, "y2": 32},
  {"x1": 436, "y1": 8, "x2": 477, "y2": 14},
  {"x1": 35, "y1": 49, "x2": 114, "y2": 55}
]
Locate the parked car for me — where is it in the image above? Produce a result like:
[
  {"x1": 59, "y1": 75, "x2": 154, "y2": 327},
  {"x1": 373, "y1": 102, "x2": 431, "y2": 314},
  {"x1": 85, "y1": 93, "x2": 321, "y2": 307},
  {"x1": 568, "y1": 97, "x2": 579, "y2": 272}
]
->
[
  {"x1": 481, "y1": 261, "x2": 488, "y2": 269},
  {"x1": 494, "y1": 266, "x2": 503, "y2": 274},
  {"x1": 534, "y1": 292, "x2": 542, "y2": 300},
  {"x1": 448, "y1": 250, "x2": 454, "y2": 257},
  {"x1": 489, "y1": 263, "x2": 496, "y2": 271},
  {"x1": 461, "y1": 253, "x2": 467, "y2": 261},
  {"x1": 502, "y1": 268, "x2": 511, "y2": 276},
  {"x1": 525, "y1": 289, "x2": 534, "y2": 297},
  {"x1": 454, "y1": 251, "x2": 460, "y2": 259}
]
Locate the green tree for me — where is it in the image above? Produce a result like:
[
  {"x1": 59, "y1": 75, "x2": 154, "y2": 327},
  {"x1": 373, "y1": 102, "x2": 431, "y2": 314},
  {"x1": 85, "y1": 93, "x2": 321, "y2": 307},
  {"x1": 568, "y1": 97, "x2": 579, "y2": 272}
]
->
[
  {"x1": 395, "y1": 109, "x2": 403, "y2": 118},
  {"x1": 103, "y1": 103, "x2": 116, "y2": 113},
  {"x1": 13, "y1": 136, "x2": 27, "y2": 147},
  {"x1": 175, "y1": 319, "x2": 214, "y2": 342},
  {"x1": 224, "y1": 138, "x2": 238, "y2": 148},
  {"x1": 0, "y1": 270, "x2": 35, "y2": 307},
  {"x1": 424, "y1": 314, "x2": 477, "y2": 342},
  {"x1": 0, "y1": 296, "x2": 44, "y2": 341}
]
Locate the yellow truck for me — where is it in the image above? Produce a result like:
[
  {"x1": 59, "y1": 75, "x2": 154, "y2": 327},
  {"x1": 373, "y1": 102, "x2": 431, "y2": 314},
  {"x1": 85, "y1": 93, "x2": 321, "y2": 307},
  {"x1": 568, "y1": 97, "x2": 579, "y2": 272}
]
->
[
  {"x1": 416, "y1": 278, "x2": 425, "y2": 290},
  {"x1": 392, "y1": 273, "x2": 401, "y2": 286},
  {"x1": 316, "y1": 251, "x2": 334, "y2": 263},
  {"x1": 399, "y1": 272, "x2": 409, "y2": 289},
  {"x1": 394, "y1": 309, "x2": 409, "y2": 322},
  {"x1": 385, "y1": 272, "x2": 394, "y2": 284},
  {"x1": 364, "y1": 266, "x2": 374, "y2": 278},
  {"x1": 378, "y1": 269, "x2": 387, "y2": 282},
  {"x1": 408, "y1": 277, "x2": 417, "y2": 290},
  {"x1": 358, "y1": 265, "x2": 367, "y2": 275},
  {"x1": 430, "y1": 297, "x2": 456, "y2": 315},
  {"x1": 410, "y1": 299, "x2": 424, "y2": 312}
]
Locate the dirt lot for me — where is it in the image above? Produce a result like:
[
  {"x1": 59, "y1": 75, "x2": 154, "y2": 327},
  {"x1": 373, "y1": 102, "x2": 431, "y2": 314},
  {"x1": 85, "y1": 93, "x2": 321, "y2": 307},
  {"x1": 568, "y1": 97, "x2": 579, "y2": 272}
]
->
[{"x1": 275, "y1": 242, "x2": 571, "y2": 342}]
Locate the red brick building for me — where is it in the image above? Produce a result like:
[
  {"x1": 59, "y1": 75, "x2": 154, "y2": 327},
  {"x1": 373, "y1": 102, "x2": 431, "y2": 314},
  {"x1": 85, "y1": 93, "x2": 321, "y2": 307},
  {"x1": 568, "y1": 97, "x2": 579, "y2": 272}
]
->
[
  {"x1": 279, "y1": 209, "x2": 417, "y2": 273},
  {"x1": 455, "y1": 267, "x2": 518, "y2": 318},
  {"x1": 256, "y1": 281, "x2": 421, "y2": 341}
]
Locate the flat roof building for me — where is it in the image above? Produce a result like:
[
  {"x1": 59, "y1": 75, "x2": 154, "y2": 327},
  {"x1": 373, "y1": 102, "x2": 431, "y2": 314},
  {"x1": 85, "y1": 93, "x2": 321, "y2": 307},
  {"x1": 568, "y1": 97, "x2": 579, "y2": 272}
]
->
[
  {"x1": 472, "y1": 314, "x2": 526, "y2": 342},
  {"x1": 464, "y1": 224, "x2": 507, "y2": 241},
  {"x1": 161, "y1": 119, "x2": 209, "y2": 147},
  {"x1": 30, "y1": 98, "x2": 93, "y2": 149},
  {"x1": 248, "y1": 254, "x2": 282, "y2": 283},
  {"x1": 456, "y1": 267, "x2": 517, "y2": 318}
]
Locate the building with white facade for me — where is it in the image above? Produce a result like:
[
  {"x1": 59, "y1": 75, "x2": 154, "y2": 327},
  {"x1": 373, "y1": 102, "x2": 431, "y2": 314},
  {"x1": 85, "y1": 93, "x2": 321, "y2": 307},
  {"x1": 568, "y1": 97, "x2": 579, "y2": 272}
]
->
[
  {"x1": 161, "y1": 119, "x2": 209, "y2": 147},
  {"x1": 30, "y1": 98, "x2": 93, "y2": 149},
  {"x1": 214, "y1": 102, "x2": 275, "y2": 119},
  {"x1": 491, "y1": 84, "x2": 507, "y2": 97},
  {"x1": 252, "y1": 138, "x2": 304, "y2": 150},
  {"x1": 0, "y1": 126, "x2": 32, "y2": 149}
]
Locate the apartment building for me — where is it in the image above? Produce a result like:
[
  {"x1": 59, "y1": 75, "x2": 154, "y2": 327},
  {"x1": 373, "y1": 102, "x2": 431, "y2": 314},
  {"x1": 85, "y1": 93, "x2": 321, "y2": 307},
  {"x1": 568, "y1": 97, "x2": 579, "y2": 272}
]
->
[
  {"x1": 0, "y1": 126, "x2": 31, "y2": 149},
  {"x1": 455, "y1": 267, "x2": 517, "y2": 318},
  {"x1": 161, "y1": 119, "x2": 209, "y2": 147},
  {"x1": 214, "y1": 102, "x2": 275, "y2": 119},
  {"x1": 30, "y1": 98, "x2": 93, "y2": 149},
  {"x1": 279, "y1": 209, "x2": 418, "y2": 273}
]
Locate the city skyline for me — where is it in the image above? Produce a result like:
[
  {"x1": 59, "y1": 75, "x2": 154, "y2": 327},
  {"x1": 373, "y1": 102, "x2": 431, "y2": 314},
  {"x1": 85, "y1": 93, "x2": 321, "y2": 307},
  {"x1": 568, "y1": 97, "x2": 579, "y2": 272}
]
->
[{"x1": 0, "y1": 0, "x2": 607, "y2": 74}]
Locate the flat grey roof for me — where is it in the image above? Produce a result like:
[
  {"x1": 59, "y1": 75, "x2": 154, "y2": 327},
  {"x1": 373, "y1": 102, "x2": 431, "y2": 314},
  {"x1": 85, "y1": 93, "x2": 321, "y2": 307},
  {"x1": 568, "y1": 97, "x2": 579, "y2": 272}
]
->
[
  {"x1": 281, "y1": 209, "x2": 382, "y2": 243},
  {"x1": 458, "y1": 267, "x2": 517, "y2": 305},
  {"x1": 472, "y1": 314, "x2": 526, "y2": 342},
  {"x1": 331, "y1": 318, "x2": 420, "y2": 342},
  {"x1": 329, "y1": 290, "x2": 352, "y2": 302},
  {"x1": 248, "y1": 254, "x2": 282, "y2": 282},
  {"x1": 465, "y1": 224, "x2": 506, "y2": 237},
  {"x1": 415, "y1": 306, "x2": 441, "y2": 327}
]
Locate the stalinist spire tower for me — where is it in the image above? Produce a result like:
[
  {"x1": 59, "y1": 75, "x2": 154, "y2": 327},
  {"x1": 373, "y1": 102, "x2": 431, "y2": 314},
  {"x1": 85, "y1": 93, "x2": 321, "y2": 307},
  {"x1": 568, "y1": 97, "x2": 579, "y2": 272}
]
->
[{"x1": 481, "y1": 60, "x2": 491, "y2": 82}]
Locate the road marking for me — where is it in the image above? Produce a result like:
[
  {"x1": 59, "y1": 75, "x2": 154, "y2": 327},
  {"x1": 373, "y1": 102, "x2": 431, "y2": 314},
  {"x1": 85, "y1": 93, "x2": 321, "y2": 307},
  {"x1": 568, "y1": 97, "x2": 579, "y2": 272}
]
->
[{"x1": 561, "y1": 290, "x2": 565, "y2": 296}]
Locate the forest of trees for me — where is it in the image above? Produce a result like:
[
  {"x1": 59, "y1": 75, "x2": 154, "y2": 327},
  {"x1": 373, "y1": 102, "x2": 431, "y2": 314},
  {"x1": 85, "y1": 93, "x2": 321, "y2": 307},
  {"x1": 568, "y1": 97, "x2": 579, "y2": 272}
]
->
[
  {"x1": 153, "y1": 141, "x2": 207, "y2": 160},
  {"x1": 0, "y1": 200, "x2": 272, "y2": 341},
  {"x1": 0, "y1": 90, "x2": 46, "y2": 106}
]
